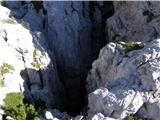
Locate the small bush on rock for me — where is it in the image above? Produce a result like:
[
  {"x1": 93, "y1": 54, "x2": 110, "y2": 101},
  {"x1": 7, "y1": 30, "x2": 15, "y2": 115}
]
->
[
  {"x1": 122, "y1": 42, "x2": 144, "y2": 53},
  {"x1": 3, "y1": 92, "x2": 39, "y2": 120},
  {"x1": 0, "y1": 63, "x2": 14, "y2": 75},
  {"x1": 0, "y1": 63, "x2": 15, "y2": 87},
  {"x1": 125, "y1": 114, "x2": 144, "y2": 120},
  {"x1": 31, "y1": 49, "x2": 41, "y2": 70}
]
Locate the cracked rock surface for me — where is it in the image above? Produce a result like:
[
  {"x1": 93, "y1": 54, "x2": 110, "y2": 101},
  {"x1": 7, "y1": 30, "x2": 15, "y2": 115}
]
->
[{"x1": 87, "y1": 39, "x2": 160, "y2": 119}]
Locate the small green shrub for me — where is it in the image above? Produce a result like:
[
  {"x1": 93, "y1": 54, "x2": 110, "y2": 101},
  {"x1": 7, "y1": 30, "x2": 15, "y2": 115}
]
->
[
  {"x1": 0, "y1": 63, "x2": 14, "y2": 87},
  {"x1": 31, "y1": 49, "x2": 41, "y2": 70},
  {"x1": 126, "y1": 115, "x2": 143, "y2": 120},
  {"x1": 3, "y1": 92, "x2": 26, "y2": 120},
  {"x1": 33, "y1": 49, "x2": 39, "y2": 59},
  {"x1": 3, "y1": 92, "x2": 39, "y2": 120},
  {"x1": 25, "y1": 104, "x2": 39, "y2": 120},
  {"x1": 122, "y1": 42, "x2": 144, "y2": 53},
  {"x1": 0, "y1": 63, "x2": 15, "y2": 75},
  {"x1": 31, "y1": 62, "x2": 41, "y2": 70}
]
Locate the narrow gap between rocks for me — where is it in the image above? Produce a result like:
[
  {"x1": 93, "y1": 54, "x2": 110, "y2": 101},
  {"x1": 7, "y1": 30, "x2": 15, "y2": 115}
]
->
[{"x1": 56, "y1": 1, "x2": 114, "y2": 116}]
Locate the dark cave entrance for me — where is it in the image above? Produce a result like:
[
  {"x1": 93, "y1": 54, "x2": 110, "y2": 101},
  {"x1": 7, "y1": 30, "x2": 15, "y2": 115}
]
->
[
  {"x1": 55, "y1": 2, "x2": 114, "y2": 116},
  {"x1": 57, "y1": 68, "x2": 88, "y2": 116}
]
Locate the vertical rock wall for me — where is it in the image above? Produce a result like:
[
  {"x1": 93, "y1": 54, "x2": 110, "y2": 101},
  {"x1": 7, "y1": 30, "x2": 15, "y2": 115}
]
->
[{"x1": 43, "y1": 1, "x2": 114, "y2": 115}]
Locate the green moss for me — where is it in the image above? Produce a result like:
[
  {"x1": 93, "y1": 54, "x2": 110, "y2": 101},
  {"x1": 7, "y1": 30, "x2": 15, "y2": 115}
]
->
[
  {"x1": 3, "y1": 92, "x2": 26, "y2": 120},
  {"x1": 0, "y1": 63, "x2": 14, "y2": 87},
  {"x1": 0, "y1": 63, "x2": 15, "y2": 75},
  {"x1": 33, "y1": 49, "x2": 38, "y2": 59},
  {"x1": 0, "y1": 79, "x2": 4, "y2": 87},
  {"x1": 31, "y1": 62, "x2": 41, "y2": 70},
  {"x1": 126, "y1": 115, "x2": 144, "y2": 120},
  {"x1": 122, "y1": 42, "x2": 144, "y2": 53},
  {"x1": 25, "y1": 104, "x2": 39, "y2": 120},
  {"x1": 3, "y1": 92, "x2": 39, "y2": 120},
  {"x1": 31, "y1": 49, "x2": 41, "y2": 70}
]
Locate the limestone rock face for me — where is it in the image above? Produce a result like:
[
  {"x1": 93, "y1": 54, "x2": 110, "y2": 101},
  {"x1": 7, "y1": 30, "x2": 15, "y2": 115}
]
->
[
  {"x1": 107, "y1": 1, "x2": 160, "y2": 42},
  {"x1": 0, "y1": 5, "x2": 64, "y2": 109},
  {"x1": 87, "y1": 39, "x2": 160, "y2": 119}
]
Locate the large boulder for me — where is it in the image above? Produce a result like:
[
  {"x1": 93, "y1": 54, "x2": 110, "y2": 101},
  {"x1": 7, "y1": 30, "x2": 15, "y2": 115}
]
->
[{"x1": 87, "y1": 39, "x2": 160, "y2": 119}]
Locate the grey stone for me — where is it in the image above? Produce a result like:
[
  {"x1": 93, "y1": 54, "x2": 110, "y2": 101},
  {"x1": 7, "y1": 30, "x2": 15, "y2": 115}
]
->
[
  {"x1": 107, "y1": 1, "x2": 160, "y2": 42},
  {"x1": 87, "y1": 39, "x2": 160, "y2": 119}
]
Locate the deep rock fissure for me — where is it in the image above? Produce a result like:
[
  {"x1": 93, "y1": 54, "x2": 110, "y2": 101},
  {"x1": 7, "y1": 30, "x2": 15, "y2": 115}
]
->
[{"x1": 50, "y1": 1, "x2": 114, "y2": 116}]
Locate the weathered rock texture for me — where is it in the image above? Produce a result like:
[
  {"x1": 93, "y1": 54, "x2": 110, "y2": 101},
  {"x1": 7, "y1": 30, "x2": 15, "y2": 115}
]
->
[{"x1": 0, "y1": 4, "x2": 64, "y2": 112}]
